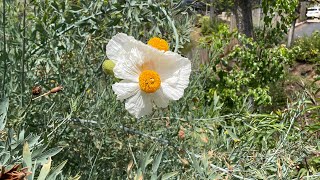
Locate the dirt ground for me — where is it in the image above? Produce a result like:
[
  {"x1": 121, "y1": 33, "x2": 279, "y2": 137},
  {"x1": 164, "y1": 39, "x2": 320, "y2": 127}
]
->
[{"x1": 287, "y1": 62, "x2": 320, "y2": 99}]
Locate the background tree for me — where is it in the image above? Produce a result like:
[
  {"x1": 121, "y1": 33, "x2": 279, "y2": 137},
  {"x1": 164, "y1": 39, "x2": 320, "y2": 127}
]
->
[
  {"x1": 209, "y1": 0, "x2": 215, "y2": 23},
  {"x1": 207, "y1": 0, "x2": 258, "y2": 38},
  {"x1": 287, "y1": 1, "x2": 302, "y2": 47},
  {"x1": 233, "y1": 0, "x2": 254, "y2": 37}
]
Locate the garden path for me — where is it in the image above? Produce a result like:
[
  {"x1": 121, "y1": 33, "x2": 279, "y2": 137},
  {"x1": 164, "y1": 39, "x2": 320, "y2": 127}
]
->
[{"x1": 294, "y1": 20, "x2": 320, "y2": 40}]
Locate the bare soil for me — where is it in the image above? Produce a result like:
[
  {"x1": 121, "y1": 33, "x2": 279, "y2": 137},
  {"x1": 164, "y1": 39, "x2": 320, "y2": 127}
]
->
[{"x1": 287, "y1": 62, "x2": 320, "y2": 98}]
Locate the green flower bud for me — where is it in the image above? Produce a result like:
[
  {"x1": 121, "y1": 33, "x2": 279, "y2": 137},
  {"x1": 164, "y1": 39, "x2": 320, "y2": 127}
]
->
[{"x1": 102, "y1": 60, "x2": 115, "y2": 75}]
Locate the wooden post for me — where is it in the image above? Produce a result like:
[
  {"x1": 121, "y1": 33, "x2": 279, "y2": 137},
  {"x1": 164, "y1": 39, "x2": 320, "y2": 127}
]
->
[
  {"x1": 230, "y1": 14, "x2": 237, "y2": 32},
  {"x1": 287, "y1": 19, "x2": 296, "y2": 47}
]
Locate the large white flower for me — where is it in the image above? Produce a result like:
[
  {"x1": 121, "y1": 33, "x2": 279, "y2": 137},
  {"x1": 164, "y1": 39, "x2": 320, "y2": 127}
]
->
[{"x1": 106, "y1": 33, "x2": 191, "y2": 118}]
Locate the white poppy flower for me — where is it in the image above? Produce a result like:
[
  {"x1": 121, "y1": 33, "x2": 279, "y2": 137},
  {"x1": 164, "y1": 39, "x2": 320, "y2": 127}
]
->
[{"x1": 106, "y1": 33, "x2": 191, "y2": 118}]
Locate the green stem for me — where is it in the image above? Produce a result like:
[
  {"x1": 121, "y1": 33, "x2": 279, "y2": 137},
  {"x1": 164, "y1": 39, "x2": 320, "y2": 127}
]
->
[
  {"x1": 160, "y1": 7, "x2": 179, "y2": 53},
  {"x1": 2, "y1": 0, "x2": 7, "y2": 96},
  {"x1": 21, "y1": 0, "x2": 27, "y2": 106}
]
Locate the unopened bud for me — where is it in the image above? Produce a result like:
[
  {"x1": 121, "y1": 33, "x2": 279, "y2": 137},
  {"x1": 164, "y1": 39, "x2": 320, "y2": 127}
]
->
[
  {"x1": 102, "y1": 60, "x2": 115, "y2": 75},
  {"x1": 50, "y1": 86, "x2": 63, "y2": 93}
]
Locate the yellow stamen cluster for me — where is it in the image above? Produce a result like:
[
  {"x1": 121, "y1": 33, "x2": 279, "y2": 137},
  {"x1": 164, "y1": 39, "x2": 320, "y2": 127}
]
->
[
  {"x1": 139, "y1": 70, "x2": 161, "y2": 93},
  {"x1": 147, "y1": 37, "x2": 169, "y2": 51}
]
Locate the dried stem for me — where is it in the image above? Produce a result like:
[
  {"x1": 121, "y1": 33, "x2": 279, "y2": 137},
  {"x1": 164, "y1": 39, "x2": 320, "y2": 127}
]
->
[
  {"x1": 31, "y1": 92, "x2": 51, "y2": 101},
  {"x1": 31, "y1": 86, "x2": 63, "y2": 100}
]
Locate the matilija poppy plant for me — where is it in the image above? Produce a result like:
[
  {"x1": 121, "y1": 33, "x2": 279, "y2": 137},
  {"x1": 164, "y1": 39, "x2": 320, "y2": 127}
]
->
[{"x1": 106, "y1": 33, "x2": 191, "y2": 118}]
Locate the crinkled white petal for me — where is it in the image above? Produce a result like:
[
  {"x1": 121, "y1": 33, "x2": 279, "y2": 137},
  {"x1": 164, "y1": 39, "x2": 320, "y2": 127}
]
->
[
  {"x1": 161, "y1": 80, "x2": 185, "y2": 101},
  {"x1": 112, "y1": 80, "x2": 139, "y2": 101},
  {"x1": 108, "y1": 33, "x2": 192, "y2": 118},
  {"x1": 125, "y1": 91, "x2": 153, "y2": 118},
  {"x1": 152, "y1": 89, "x2": 170, "y2": 108},
  {"x1": 106, "y1": 33, "x2": 147, "y2": 63},
  {"x1": 155, "y1": 51, "x2": 191, "y2": 81},
  {"x1": 161, "y1": 62, "x2": 191, "y2": 101},
  {"x1": 151, "y1": 51, "x2": 191, "y2": 101},
  {"x1": 113, "y1": 48, "x2": 143, "y2": 82}
]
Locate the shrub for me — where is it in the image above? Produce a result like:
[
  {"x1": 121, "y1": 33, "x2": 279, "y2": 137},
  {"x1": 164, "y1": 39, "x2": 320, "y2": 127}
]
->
[
  {"x1": 199, "y1": 26, "x2": 293, "y2": 111},
  {"x1": 0, "y1": 98, "x2": 74, "y2": 179},
  {"x1": 198, "y1": 15, "x2": 213, "y2": 35},
  {"x1": 291, "y1": 31, "x2": 320, "y2": 63},
  {"x1": 0, "y1": 0, "x2": 193, "y2": 178},
  {"x1": 198, "y1": 15, "x2": 229, "y2": 36}
]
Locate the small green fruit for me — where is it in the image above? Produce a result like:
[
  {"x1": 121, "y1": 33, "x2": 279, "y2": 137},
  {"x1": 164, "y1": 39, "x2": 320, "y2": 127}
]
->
[{"x1": 102, "y1": 60, "x2": 115, "y2": 75}]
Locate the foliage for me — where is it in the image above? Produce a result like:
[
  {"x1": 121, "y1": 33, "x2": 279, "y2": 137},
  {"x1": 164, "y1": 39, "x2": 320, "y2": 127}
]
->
[
  {"x1": 197, "y1": 0, "x2": 300, "y2": 110},
  {"x1": 0, "y1": 0, "x2": 193, "y2": 179},
  {"x1": 196, "y1": 0, "x2": 260, "y2": 14},
  {"x1": 0, "y1": 98, "x2": 74, "y2": 179},
  {"x1": 198, "y1": 15, "x2": 213, "y2": 35},
  {"x1": 199, "y1": 24, "x2": 293, "y2": 111},
  {"x1": 257, "y1": 0, "x2": 299, "y2": 45},
  {"x1": 291, "y1": 31, "x2": 320, "y2": 63},
  {"x1": 207, "y1": 0, "x2": 234, "y2": 14},
  {"x1": 126, "y1": 145, "x2": 179, "y2": 180},
  {"x1": 197, "y1": 15, "x2": 227, "y2": 35},
  {"x1": 1, "y1": 0, "x2": 320, "y2": 179},
  {"x1": 187, "y1": 94, "x2": 320, "y2": 179}
]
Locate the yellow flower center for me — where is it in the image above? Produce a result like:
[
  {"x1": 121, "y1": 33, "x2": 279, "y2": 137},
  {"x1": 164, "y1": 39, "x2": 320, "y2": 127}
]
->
[
  {"x1": 147, "y1": 37, "x2": 169, "y2": 51},
  {"x1": 139, "y1": 70, "x2": 161, "y2": 93}
]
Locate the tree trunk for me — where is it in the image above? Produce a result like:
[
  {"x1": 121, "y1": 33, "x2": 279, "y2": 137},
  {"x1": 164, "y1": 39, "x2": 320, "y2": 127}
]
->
[
  {"x1": 210, "y1": 0, "x2": 215, "y2": 24},
  {"x1": 287, "y1": 2, "x2": 301, "y2": 47},
  {"x1": 287, "y1": 20, "x2": 296, "y2": 48},
  {"x1": 233, "y1": 0, "x2": 254, "y2": 38},
  {"x1": 299, "y1": 2, "x2": 307, "y2": 22}
]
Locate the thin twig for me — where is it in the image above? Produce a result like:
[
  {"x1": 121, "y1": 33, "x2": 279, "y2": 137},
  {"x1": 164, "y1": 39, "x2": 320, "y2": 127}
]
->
[
  {"x1": 12, "y1": 112, "x2": 73, "y2": 163},
  {"x1": 70, "y1": 118, "x2": 97, "y2": 124},
  {"x1": 128, "y1": 143, "x2": 138, "y2": 169},
  {"x1": 88, "y1": 136, "x2": 103, "y2": 180},
  {"x1": 120, "y1": 125, "x2": 170, "y2": 146},
  {"x1": 265, "y1": 103, "x2": 302, "y2": 164},
  {"x1": 189, "y1": 152, "x2": 254, "y2": 180},
  {"x1": 57, "y1": 12, "x2": 102, "y2": 36},
  {"x1": 31, "y1": 91, "x2": 51, "y2": 101}
]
